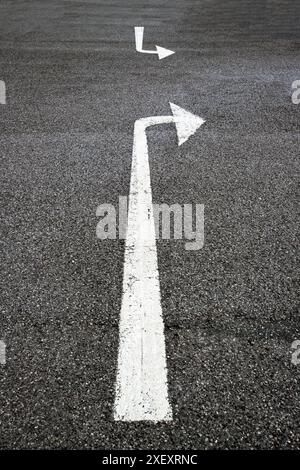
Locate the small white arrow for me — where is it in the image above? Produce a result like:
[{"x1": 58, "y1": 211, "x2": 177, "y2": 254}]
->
[
  {"x1": 114, "y1": 103, "x2": 205, "y2": 422},
  {"x1": 134, "y1": 26, "x2": 175, "y2": 60}
]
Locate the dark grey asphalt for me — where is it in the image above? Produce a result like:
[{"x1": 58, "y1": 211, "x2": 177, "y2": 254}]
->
[{"x1": 0, "y1": 0, "x2": 299, "y2": 449}]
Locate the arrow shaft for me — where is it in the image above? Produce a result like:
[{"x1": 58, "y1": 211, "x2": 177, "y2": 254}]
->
[
  {"x1": 114, "y1": 117, "x2": 173, "y2": 421},
  {"x1": 134, "y1": 26, "x2": 157, "y2": 54}
]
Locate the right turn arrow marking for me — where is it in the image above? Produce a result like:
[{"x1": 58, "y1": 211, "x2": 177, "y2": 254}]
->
[
  {"x1": 134, "y1": 26, "x2": 175, "y2": 60},
  {"x1": 114, "y1": 103, "x2": 205, "y2": 422}
]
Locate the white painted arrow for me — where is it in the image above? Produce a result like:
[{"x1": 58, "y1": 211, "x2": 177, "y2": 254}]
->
[
  {"x1": 134, "y1": 26, "x2": 175, "y2": 60},
  {"x1": 114, "y1": 103, "x2": 205, "y2": 422}
]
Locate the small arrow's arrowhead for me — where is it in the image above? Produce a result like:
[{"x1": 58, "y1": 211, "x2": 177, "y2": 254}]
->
[
  {"x1": 169, "y1": 102, "x2": 205, "y2": 146},
  {"x1": 156, "y1": 45, "x2": 175, "y2": 60}
]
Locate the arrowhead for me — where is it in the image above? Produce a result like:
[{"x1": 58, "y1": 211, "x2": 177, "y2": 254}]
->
[
  {"x1": 156, "y1": 45, "x2": 175, "y2": 60},
  {"x1": 169, "y1": 103, "x2": 205, "y2": 146}
]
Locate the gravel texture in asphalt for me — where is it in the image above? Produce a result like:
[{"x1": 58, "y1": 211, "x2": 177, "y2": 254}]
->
[{"x1": 0, "y1": 0, "x2": 299, "y2": 449}]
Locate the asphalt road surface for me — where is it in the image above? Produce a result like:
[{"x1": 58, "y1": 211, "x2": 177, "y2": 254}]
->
[{"x1": 0, "y1": 0, "x2": 299, "y2": 449}]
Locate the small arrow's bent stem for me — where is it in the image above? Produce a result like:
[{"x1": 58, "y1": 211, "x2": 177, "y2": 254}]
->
[
  {"x1": 114, "y1": 116, "x2": 174, "y2": 422},
  {"x1": 134, "y1": 26, "x2": 157, "y2": 54}
]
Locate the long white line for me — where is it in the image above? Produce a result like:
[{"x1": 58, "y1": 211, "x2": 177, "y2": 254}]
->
[{"x1": 114, "y1": 116, "x2": 174, "y2": 422}]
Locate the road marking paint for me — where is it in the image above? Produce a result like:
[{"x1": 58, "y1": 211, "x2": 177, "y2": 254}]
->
[
  {"x1": 0, "y1": 340, "x2": 6, "y2": 365},
  {"x1": 134, "y1": 26, "x2": 175, "y2": 60},
  {"x1": 114, "y1": 103, "x2": 205, "y2": 421},
  {"x1": 0, "y1": 80, "x2": 6, "y2": 105}
]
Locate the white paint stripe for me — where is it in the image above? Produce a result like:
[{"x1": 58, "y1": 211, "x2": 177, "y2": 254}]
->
[
  {"x1": 0, "y1": 80, "x2": 6, "y2": 105},
  {"x1": 0, "y1": 340, "x2": 6, "y2": 365},
  {"x1": 114, "y1": 116, "x2": 174, "y2": 422}
]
